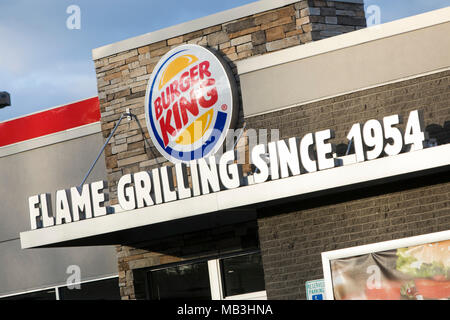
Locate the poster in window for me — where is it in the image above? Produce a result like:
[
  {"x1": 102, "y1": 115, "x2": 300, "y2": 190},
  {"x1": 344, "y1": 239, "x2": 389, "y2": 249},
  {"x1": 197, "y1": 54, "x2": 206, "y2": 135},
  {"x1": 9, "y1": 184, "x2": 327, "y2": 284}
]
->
[{"x1": 330, "y1": 240, "x2": 450, "y2": 300}]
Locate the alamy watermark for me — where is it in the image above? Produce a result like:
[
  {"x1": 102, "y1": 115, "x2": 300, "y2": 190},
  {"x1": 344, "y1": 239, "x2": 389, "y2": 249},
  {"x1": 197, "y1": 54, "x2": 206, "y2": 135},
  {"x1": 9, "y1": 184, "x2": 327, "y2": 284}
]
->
[
  {"x1": 366, "y1": 5, "x2": 381, "y2": 27},
  {"x1": 66, "y1": 265, "x2": 81, "y2": 290},
  {"x1": 162, "y1": 128, "x2": 280, "y2": 164},
  {"x1": 66, "y1": 5, "x2": 81, "y2": 30}
]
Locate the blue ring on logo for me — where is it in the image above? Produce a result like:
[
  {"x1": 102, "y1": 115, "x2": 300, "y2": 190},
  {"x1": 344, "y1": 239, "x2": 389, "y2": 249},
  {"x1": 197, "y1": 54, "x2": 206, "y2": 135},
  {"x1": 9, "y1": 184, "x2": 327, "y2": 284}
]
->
[{"x1": 147, "y1": 49, "x2": 228, "y2": 161}]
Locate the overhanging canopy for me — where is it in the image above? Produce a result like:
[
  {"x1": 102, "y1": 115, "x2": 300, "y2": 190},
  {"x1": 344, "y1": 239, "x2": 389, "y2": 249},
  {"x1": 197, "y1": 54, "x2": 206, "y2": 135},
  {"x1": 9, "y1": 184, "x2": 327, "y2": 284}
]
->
[{"x1": 20, "y1": 144, "x2": 450, "y2": 249}]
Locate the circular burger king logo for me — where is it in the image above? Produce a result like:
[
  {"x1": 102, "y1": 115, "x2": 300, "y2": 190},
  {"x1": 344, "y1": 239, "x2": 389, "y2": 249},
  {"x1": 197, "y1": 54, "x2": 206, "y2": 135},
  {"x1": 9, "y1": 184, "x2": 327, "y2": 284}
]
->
[{"x1": 145, "y1": 44, "x2": 238, "y2": 163}]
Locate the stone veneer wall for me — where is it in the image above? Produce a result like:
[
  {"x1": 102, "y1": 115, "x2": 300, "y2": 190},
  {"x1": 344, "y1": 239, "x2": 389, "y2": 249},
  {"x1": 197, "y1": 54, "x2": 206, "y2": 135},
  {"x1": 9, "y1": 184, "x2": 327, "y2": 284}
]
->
[
  {"x1": 95, "y1": 0, "x2": 366, "y2": 206},
  {"x1": 93, "y1": 0, "x2": 367, "y2": 299}
]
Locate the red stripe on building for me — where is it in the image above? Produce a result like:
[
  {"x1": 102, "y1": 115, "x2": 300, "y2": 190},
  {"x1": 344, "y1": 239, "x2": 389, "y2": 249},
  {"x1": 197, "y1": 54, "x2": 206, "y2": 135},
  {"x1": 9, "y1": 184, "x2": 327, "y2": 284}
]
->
[{"x1": 0, "y1": 97, "x2": 100, "y2": 147}]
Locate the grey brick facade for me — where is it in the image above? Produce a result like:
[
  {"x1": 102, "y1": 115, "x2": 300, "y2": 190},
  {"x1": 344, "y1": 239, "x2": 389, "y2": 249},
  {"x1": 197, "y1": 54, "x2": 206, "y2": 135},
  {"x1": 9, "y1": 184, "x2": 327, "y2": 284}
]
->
[{"x1": 248, "y1": 71, "x2": 450, "y2": 299}]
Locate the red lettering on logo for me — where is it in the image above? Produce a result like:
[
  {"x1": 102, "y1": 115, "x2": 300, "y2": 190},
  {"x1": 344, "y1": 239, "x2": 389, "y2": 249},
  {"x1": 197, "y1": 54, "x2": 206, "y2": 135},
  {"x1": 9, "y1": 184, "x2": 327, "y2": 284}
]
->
[
  {"x1": 161, "y1": 88, "x2": 171, "y2": 110},
  {"x1": 153, "y1": 58, "x2": 223, "y2": 148},
  {"x1": 179, "y1": 93, "x2": 199, "y2": 126},
  {"x1": 159, "y1": 109, "x2": 176, "y2": 147},
  {"x1": 172, "y1": 101, "x2": 183, "y2": 131},
  {"x1": 190, "y1": 65, "x2": 199, "y2": 88},
  {"x1": 154, "y1": 97, "x2": 163, "y2": 120},
  {"x1": 199, "y1": 61, "x2": 211, "y2": 80},
  {"x1": 170, "y1": 80, "x2": 180, "y2": 102},
  {"x1": 179, "y1": 71, "x2": 190, "y2": 92},
  {"x1": 198, "y1": 78, "x2": 218, "y2": 108}
]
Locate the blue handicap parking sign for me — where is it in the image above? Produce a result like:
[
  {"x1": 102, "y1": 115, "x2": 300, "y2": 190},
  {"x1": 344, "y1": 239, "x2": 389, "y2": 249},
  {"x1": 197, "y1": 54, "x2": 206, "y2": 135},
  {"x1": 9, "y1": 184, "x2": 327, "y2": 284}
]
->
[{"x1": 306, "y1": 279, "x2": 326, "y2": 300}]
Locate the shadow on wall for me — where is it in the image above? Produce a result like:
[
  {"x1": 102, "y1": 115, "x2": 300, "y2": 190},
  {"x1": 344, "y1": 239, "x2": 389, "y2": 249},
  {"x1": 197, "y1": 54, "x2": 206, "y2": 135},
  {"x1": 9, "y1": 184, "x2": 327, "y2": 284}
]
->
[
  {"x1": 425, "y1": 122, "x2": 450, "y2": 145},
  {"x1": 120, "y1": 214, "x2": 260, "y2": 300},
  {"x1": 217, "y1": 48, "x2": 246, "y2": 130}
]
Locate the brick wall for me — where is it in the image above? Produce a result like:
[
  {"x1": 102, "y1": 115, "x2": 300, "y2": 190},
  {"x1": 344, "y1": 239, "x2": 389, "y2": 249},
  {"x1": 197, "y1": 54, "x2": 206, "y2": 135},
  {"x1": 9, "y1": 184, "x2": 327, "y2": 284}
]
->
[
  {"x1": 93, "y1": 0, "x2": 367, "y2": 300},
  {"x1": 245, "y1": 70, "x2": 450, "y2": 153},
  {"x1": 247, "y1": 70, "x2": 450, "y2": 299},
  {"x1": 258, "y1": 174, "x2": 450, "y2": 299}
]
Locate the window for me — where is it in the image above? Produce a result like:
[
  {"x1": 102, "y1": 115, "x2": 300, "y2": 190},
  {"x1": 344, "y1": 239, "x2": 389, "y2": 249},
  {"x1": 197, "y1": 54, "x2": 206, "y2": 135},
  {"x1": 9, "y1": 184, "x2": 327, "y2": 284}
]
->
[
  {"x1": 220, "y1": 252, "x2": 265, "y2": 298},
  {"x1": 146, "y1": 251, "x2": 266, "y2": 300},
  {"x1": 0, "y1": 289, "x2": 56, "y2": 300},
  {"x1": 58, "y1": 277, "x2": 120, "y2": 300},
  {"x1": 322, "y1": 230, "x2": 450, "y2": 300},
  {"x1": 0, "y1": 276, "x2": 120, "y2": 300},
  {"x1": 147, "y1": 261, "x2": 211, "y2": 300}
]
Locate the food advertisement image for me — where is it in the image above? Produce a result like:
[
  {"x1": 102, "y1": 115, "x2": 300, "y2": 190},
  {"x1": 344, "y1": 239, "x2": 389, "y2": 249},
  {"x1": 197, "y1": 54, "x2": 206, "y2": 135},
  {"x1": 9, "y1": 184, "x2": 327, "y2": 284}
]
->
[{"x1": 330, "y1": 240, "x2": 450, "y2": 300}]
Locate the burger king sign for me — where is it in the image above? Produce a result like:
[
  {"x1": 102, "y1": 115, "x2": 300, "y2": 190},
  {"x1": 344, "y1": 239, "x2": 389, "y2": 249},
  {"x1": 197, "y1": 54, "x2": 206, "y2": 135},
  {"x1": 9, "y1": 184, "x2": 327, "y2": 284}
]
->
[{"x1": 145, "y1": 44, "x2": 239, "y2": 163}]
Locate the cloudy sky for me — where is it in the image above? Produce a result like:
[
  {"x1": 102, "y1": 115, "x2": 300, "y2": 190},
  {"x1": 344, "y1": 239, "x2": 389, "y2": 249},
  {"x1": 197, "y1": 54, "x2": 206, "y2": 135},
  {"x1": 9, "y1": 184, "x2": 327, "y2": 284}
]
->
[{"x1": 0, "y1": 0, "x2": 448, "y2": 122}]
